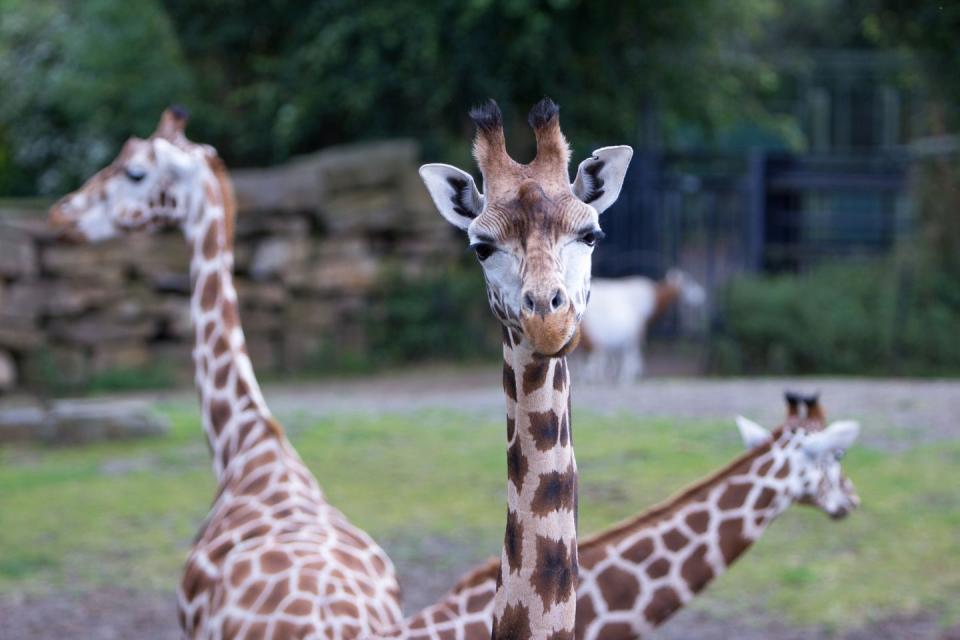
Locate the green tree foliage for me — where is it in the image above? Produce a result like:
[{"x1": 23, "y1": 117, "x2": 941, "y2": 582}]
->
[
  {"x1": 861, "y1": 1, "x2": 960, "y2": 113},
  {"x1": 713, "y1": 261, "x2": 960, "y2": 376},
  {"x1": 859, "y1": 2, "x2": 960, "y2": 275},
  {"x1": 0, "y1": 0, "x2": 191, "y2": 194},
  {"x1": 1, "y1": 0, "x2": 782, "y2": 194},
  {"x1": 162, "y1": 0, "x2": 779, "y2": 166},
  {"x1": 364, "y1": 261, "x2": 498, "y2": 366}
]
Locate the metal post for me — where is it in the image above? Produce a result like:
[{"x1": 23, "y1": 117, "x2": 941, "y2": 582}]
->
[{"x1": 746, "y1": 149, "x2": 767, "y2": 272}]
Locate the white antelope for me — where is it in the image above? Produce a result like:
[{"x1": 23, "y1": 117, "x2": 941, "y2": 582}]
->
[{"x1": 579, "y1": 268, "x2": 706, "y2": 383}]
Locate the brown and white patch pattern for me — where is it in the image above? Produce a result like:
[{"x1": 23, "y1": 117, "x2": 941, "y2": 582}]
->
[
  {"x1": 50, "y1": 110, "x2": 404, "y2": 639},
  {"x1": 373, "y1": 401, "x2": 860, "y2": 640},
  {"x1": 415, "y1": 99, "x2": 631, "y2": 639}
]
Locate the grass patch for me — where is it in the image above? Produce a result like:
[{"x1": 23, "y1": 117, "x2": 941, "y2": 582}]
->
[{"x1": 0, "y1": 405, "x2": 957, "y2": 628}]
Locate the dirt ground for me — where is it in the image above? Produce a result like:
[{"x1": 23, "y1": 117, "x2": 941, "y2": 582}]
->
[
  {"x1": 3, "y1": 367, "x2": 959, "y2": 639},
  {"x1": 3, "y1": 584, "x2": 958, "y2": 640}
]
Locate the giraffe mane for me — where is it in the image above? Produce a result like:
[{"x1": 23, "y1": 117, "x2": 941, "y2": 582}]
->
[
  {"x1": 577, "y1": 425, "x2": 788, "y2": 550},
  {"x1": 203, "y1": 152, "x2": 237, "y2": 250},
  {"x1": 205, "y1": 153, "x2": 284, "y2": 444},
  {"x1": 448, "y1": 555, "x2": 500, "y2": 594},
  {"x1": 446, "y1": 427, "x2": 794, "y2": 597},
  {"x1": 263, "y1": 416, "x2": 285, "y2": 438}
]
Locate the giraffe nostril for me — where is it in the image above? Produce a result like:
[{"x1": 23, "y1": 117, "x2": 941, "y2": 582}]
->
[
  {"x1": 522, "y1": 291, "x2": 536, "y2": 314},
  {"x1": 550, "y1": 289, "x2": 566, "y2": 312},
  {"x1": 829, "y1": 507, "x2": 848, "y2": 520}
]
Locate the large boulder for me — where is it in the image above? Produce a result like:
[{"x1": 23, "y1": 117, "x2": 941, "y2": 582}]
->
[
  {"x1": 232, "y1": 139, "x2": 421, "y2": 212},
  {"x1": 0, "y1": 224, "x2": 38, "y2": 279},
  {"x1": 249, "y1": 236, "x2": 311, "y2": 282}
]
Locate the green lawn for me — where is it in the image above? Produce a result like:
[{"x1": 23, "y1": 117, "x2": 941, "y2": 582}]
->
[{"x1": 1, "y1": 404, "x2": 958, "y2": 630}]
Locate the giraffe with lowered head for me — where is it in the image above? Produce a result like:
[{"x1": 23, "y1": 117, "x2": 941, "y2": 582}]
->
[
  {"x1": 49, "y1": 108, "x2": 403, "y2": 639},
  {"x1": 418, "y1": 98, "x2": 634, "y2": 640},
  {"x1": 373, "y1": 392, "x2": 861, "y2": 639}
]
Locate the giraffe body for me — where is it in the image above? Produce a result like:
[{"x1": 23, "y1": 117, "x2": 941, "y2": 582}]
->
[
  {"x1": 372, "y1": 396, "x2": 860, "y2": 640},
  {"x1": 50, "y1": 109, "x2": 402, "y2": 639}
]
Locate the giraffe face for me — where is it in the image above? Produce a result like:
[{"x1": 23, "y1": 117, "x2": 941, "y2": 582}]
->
[
  {"x1": 420, "y1": 99, "x2": 632, "y2": 357},
  {"x1": 791, "y1": 420, "x2": 862, "y2": 519},
  {"x1": 467, "y1": 188, "x2": 601, "y2": 356},
  {"x1": 738, "y1": 416, "x2": 861, "y2": 519},
  {"x1": 49, "y1": 109, "x2": 202, "y2": 242}
]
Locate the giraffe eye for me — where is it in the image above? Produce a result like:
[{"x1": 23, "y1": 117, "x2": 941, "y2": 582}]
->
[
  {"x1": 579, "y1": 229, "x2": 605, "y2": 247},
  {"x1": 834, "y1": 449, "x2": 845, "y2": 461},
  {"x1": 125, "y1": 167, "x2": 147, "y2": 183},
  {"x1": 470, "y1": 242, "x2": 495, "y2": 261}
]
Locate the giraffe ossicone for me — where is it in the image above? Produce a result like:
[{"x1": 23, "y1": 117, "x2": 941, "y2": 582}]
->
[{"x1": 49, "y1": 108, "x2": 404, "y2": 639}]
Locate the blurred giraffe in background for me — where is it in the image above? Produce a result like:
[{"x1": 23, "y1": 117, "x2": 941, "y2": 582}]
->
[{"x1": 49, "y1": 108, "x2": 403, "y2": 639}]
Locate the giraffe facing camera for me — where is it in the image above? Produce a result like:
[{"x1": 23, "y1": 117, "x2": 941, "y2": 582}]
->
[
  {"x1": 420, "y1": 97, "x2": 633, "y2": 358},
  {"x1": 418, "y1": 98, "x2": 633, "y2": 640}
]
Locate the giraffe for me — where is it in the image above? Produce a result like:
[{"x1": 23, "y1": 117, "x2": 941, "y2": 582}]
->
[
  {"x1": 373, "y1": 392, "x2": 861, "y2": 640},
  {"x1": 417, "y1": 98, "x2": 634, "y2": 640},
  {"x1": 48, "y1": 107, "x2": 404, "y2": 639}
]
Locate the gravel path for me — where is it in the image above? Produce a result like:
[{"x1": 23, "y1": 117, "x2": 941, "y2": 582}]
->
[
  {"x1": 2, "y1": 587, "x2": 957, "y2": 640},
  {"x1": 133, "y1": 364, "x2": 960, "y2": 451}
]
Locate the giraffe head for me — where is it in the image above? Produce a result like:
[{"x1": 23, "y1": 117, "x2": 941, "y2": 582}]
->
[
  {"x1": 420, "y1": 99, "x2": 633, "y2": 357},
  {"x1": 49, "y1": 107, "x2": 211, "y2": 242},
  {"x1": 736, "y1": 392, "x2": 861, "y2": 520}
]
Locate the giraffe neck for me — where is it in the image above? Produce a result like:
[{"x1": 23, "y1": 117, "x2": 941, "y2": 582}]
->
[
  {"x1": 373, "y1": 431, "x2": 802, "y2": 640},
  {"x1": 185, "y1": 156, "x2": 275, "y2": 481},
  {"x1": 575, "y1": 429, "x2": 798, "y2": 638},
  {"x1": 493, "y1": 333, "x2": 578, "y2": 639}
]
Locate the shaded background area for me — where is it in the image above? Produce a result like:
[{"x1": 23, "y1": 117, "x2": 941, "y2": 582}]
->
[{"x1": 1, "y1": 0, "x2": 959, "y2": 393}]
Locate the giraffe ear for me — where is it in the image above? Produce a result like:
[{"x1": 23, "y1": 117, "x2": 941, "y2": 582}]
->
[
  {"x1": 572, "y1": 146, "x2": 633, "y2": 213},
  {"x1": 804, "y1": 420, "x2": 860, "y2": 456},
  {"x1": 736, "y1": 416, "x2": 771, "y2": 449},
  {"x1": 419, "y1": 163, "x2": 483, "y2": 230}
]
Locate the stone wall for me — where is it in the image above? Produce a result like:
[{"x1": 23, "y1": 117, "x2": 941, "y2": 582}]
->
[{"x1": 0, "y1": 140, "x2": 459, "y2": 393}]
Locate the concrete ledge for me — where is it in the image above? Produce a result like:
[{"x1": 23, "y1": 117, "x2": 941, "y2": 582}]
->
[{"x1": 0, "y1": 400, "x2": 169, "y2": 445}]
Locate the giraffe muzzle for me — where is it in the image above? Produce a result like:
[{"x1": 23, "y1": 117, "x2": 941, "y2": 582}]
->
[
  {"x1": 828, "y1": 506, "x2": 851, "y2": 520},
  {"x1": 520, "y1": 303, "x2": 580, "y2": 357},
  {"x1": 47, "y1": 202, "x2": 84, "y2": 243}
]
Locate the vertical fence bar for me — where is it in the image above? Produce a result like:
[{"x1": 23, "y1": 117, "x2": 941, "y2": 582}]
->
[{"x1": 746, "y1": 149, "x2": 767, "y2": 272}]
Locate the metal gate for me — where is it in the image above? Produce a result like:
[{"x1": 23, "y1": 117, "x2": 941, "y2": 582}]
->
[
  {"x1": 591, "y1": 150, "x2": 909, "y2": 338},
  {"x1": 594, "y1": 151, "x2": 908, "y2": 281}
]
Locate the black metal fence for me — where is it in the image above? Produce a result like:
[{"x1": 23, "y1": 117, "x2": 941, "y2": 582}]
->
[
  {"x1": 595, "y1": 149, "x2": 909, "y2": 279},
  {"x1": 592, "y1": 149, "x2": 910, "y2": 337}
]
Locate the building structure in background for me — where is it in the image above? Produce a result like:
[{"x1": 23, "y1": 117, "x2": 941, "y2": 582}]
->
[{"x1": 594, "y1": 50, "x2": 924, "y2": 334}]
